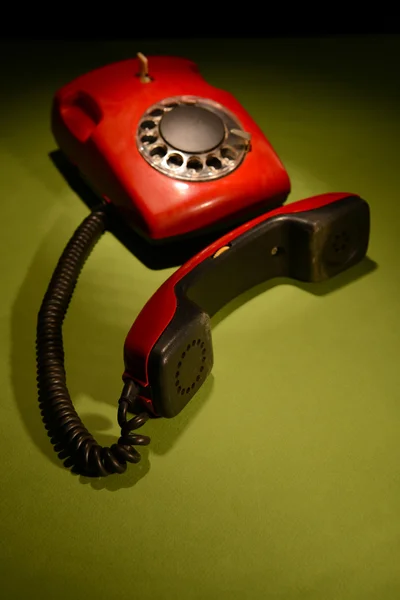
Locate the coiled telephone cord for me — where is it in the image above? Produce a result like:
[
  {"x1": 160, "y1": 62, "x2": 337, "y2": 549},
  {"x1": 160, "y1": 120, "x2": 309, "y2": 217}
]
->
[{"x1": 36, "y1": 206, "x2": 150, "y2": 477}]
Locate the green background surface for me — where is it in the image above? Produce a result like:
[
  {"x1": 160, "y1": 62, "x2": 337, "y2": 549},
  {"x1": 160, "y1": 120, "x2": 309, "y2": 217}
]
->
[{"x1": 1, "y1": 36, "x2": 399, "y2": 599}]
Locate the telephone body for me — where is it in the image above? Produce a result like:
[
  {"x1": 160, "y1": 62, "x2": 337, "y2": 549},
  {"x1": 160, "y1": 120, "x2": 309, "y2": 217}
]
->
[{"x1": 51, "y1": 54, "x2": 291, "y2": 241}]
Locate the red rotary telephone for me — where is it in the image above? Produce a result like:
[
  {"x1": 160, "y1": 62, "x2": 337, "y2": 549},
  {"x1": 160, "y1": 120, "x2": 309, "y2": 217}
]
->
[
  {"x1": 51, "y1": 52, "x2": 290, "y2": 241},
  {"x1": 37, "y1": 54, "x2": 371, "y2": 478}
]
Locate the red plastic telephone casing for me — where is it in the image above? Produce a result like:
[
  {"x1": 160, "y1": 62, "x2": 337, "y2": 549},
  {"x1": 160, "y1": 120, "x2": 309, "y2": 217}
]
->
[{"x1": 51, "y1": 56, "x2": 291, "y2": 240}]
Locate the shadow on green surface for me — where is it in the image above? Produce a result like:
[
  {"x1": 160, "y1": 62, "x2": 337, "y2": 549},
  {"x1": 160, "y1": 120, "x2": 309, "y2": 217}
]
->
[{"x1": 76, "y1": 445, "x2": 151, "y2": 491}]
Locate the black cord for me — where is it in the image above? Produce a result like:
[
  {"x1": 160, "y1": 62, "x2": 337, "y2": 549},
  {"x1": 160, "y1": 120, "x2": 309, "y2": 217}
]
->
[{"x1": 36, "y1": 205, "x2": 150, "y2": 477}]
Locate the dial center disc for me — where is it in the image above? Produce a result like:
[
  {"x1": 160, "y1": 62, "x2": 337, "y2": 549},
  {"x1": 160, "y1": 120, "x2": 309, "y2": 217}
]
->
[{"x1": 159, "y1": 105, "x2": 225, "y2": 154}]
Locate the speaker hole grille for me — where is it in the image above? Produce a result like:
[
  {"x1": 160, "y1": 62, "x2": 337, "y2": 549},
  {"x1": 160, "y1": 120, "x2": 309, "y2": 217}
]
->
[{"x1": 175, "y1": 338, "x2": 208, "y2": 396}]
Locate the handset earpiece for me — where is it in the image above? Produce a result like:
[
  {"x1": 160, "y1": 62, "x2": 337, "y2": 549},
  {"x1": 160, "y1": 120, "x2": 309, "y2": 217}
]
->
[{"x1": 124, "y1": 192, "x2": 370, "y2": 418}]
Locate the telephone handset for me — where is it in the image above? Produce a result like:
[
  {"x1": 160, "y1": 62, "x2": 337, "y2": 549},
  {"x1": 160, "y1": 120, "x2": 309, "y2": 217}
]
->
[
  {"x1": 36, "y1": 193, "x2": 370, "y2": 477},
  {"x1": 51, "y1": 53, "x2": 291, "y2": 241},
  {"x1": 124, "y1": 192, "x2": 370, "y2": 419}
]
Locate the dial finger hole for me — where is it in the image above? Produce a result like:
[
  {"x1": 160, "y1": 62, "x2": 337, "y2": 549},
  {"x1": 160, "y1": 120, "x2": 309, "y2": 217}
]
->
[
  {"x1": 150, "y1": 145, "x2": 167, "y2": 158},
  {"x1": 187, "y1": 157, "x2": 203, "y2": 172},
  {"x1": 167, "y1": 154, "x2": 184, "y2": 168},
  {"x1": 141, "y1": 135, "x2": 158, "y2": 145},
  {"x1": 141, "y1": 120, "x2": 156, "y2": 130},
  {"x1": 206, "y1": 155, "x2": 222, "y2": 170},
  {"x1": 221, "y1": 146, "x2": 237, "y2": 161}
]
